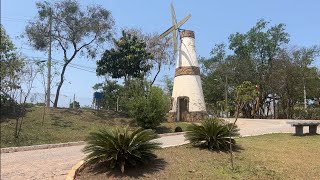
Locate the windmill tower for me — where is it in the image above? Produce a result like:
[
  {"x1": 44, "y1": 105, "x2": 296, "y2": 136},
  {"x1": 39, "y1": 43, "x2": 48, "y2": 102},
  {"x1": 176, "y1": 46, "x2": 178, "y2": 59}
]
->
[{"x1": 160, "y1": 4, "x2": 207, "y2": 122}]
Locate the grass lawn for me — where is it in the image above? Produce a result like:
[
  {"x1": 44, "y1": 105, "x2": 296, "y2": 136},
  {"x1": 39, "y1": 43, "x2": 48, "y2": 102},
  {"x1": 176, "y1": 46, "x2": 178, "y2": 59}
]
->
[
  {"x1": 0, "y1": 107, "x2": 190, "y2": 148},
  {"x1": 76, "y1": 134, "x2": 320, "y2": 180}
]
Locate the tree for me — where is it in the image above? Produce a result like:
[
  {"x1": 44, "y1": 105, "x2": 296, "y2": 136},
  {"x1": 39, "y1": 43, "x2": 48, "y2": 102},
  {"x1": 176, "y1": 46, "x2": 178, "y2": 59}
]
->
[
  {"x1": 25, "y1": 0, "x2": 115, "y2": 107},
  {"x1": 228, "y1": 20, "x2": 289, "y2": 118},
  {"x1": 122, "y1": 28, "x2": 174, "y2": 86},
  {"x1": 97, "y1": 30, "x2": 153, "y2": 82},
  {"x1": 228, "y1": 81, "x2": 258, "y2": 169},
  {"x1": 271, "y1": 47, "x2": 320, "y2": 118},
  {"x1": 92, "y1": 80, "x2": 123, "y2": 110},
  {"x1": 162, "y1": 75, "x2": 173, "y2": 96},
  {"x1": 0, "y1": 24, "x2": 24, "y2": 97}
]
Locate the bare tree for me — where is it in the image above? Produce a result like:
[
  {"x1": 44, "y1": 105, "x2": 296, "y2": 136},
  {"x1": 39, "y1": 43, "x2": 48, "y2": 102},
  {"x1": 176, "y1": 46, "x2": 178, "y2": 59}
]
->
[{"x1": 25, "y1": 0, "x2": 115, "y2": 107}]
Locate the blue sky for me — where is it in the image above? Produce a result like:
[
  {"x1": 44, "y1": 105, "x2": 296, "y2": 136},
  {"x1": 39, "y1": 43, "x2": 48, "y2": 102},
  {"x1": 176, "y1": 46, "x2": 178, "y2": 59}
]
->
[{"x1": 2, "y1": 0, "x2": 320, "y2": 107}]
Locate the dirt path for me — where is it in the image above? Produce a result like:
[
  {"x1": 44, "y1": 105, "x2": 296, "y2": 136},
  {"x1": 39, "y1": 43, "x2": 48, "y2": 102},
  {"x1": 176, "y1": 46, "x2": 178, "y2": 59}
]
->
[{"x1": 1, "y1": 119, "x2": 319, "y2": 180}]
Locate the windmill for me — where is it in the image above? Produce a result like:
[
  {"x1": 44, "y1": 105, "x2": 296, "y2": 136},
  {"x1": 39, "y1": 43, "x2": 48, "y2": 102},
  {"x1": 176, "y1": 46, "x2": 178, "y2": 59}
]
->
[
  {"x1": 159, "y1": 3, "x2": 191, "y2": 55},
  {"x1": 161, "y1": 4, "x2": 208, "y2": 122}
]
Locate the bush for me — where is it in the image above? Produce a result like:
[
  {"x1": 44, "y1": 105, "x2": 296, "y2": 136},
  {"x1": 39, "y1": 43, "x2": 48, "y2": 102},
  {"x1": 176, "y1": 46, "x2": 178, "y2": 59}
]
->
[
  {"x1": 35, "y1": 102, "x2": 46, "y2": 106},
  {"x1": 185, "y1": 118, "x2": 239, "y2": 151},
  {"x1": 83, "y1": 128, "x2": 161, "y2": 173},
  {"x1": 128, "y1": 87, "x2": 170, "y2": 129},
  {"x1": 69, "y1": 101, "x2": 80, "y2": 109},
  {"x1": 0, "y1": 93, "x2": 24, "y2": 120},
  {"x1": 293, "y1": 108, "x2": 320, "y2": 120},
  {"x1": 174, "y1": 126, "x2": 183, "y2": 132}
]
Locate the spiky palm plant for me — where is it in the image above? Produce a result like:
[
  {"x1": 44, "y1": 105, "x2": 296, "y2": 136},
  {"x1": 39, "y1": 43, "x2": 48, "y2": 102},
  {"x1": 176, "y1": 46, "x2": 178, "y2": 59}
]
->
[
  {"x1": 83, "y1": 128, "x2": 161, "y2": 173},
  {"x1": 185, "y1": 118, "x2": 239, "y2": 151}
]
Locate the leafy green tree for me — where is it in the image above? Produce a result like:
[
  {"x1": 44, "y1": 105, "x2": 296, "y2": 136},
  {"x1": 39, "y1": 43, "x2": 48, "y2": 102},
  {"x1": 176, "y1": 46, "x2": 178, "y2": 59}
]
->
[
  {"x1": 83, "y1": 128, "x2": 160, "y2": 173},
  {"x1": 234, "y1": 81, "x2": 259, "y2": 118},
  {"x1": 25, "y1": 0, "x2": 115, "y2": 107},
  {"x1": 228, "y1": 20, "x2": 289, "y2": 117},
  {"x1": 128, "y1": 86, "x2": 170, "y2": 129},
  {"x1": 93, "y1": 80, "x2": 123, "y2": 110},
  {"x1": 97, "y1": 30, "x2": 153, "y2": 82},
  {"x1": 162, "y1": 75, "x2": 173, "y2": 96},
  {"x1": 122, "y1": 28, "x2": 174, "y2": 86},
  {"x1": 272, "y1": 47, "x2": 320, "y2": 118},
  {"x1": 0, "y1": 25, "x2": 24, "y2": 95}
]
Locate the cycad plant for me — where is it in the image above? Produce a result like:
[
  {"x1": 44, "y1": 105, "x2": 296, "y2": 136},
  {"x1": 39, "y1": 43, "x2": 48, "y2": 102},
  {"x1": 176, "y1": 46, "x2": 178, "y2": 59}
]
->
[
  {"x1": 185, "y1": 118, "x2": 239, "y2": 151},
  {"x1": 83, "y1": 128, "x2": 161, "y2": 173}
]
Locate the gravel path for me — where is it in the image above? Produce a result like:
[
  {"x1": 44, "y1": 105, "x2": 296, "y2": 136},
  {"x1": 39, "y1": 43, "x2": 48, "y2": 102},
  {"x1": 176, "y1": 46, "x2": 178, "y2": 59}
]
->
[{"x1": 1, "y1": 119, "x2": 319, "y2": 180}]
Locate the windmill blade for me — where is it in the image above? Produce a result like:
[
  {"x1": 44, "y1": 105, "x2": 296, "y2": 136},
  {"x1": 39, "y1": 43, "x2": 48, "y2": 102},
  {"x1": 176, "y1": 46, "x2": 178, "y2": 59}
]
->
[
  {"x1": 171, "y1": 3, "x2": 177, "y2": 24},
  {"x1": 159, "y1": 25, "x2": 176, "y2": 38},
  {"x1": 175, "y1": 14, "x2": 191, "y2": 29},
  {"x1": 173, "y1": 33, "x2": 177, "y2": 54},
  {"x1": 171, "y1": 3, "x2": 178, "y2": 54}
]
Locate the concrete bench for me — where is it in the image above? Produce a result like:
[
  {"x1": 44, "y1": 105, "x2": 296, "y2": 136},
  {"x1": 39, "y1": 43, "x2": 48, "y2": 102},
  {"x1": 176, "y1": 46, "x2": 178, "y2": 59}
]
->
[{"x1": 290, "y1": 122, "x2": 320, "y2": 136}]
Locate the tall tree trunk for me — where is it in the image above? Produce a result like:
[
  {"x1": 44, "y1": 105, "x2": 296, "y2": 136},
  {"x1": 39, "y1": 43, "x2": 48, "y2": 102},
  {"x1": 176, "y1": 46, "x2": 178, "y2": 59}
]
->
[
  {"x1": 53, "y1": 63, "x2": 68, "y2": 108},
  {"x1": 150, "y1": 64, "x2": 161, "y2": 86}
]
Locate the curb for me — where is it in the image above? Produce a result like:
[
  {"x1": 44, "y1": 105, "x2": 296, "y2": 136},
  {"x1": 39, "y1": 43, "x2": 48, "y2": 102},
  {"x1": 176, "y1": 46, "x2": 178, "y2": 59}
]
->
[
  {"x1": 0, "y1": 132, "x2": 185, "y2": 154},
  {"x1": 66, "y1": 160, "x2": 85, "y2": 180},
  {"x1": 158, "y1": 132, "x2": 185, "y2": 137},
  {"x1": 1, "y1": 141, "x2": 85, "y2": 153}
]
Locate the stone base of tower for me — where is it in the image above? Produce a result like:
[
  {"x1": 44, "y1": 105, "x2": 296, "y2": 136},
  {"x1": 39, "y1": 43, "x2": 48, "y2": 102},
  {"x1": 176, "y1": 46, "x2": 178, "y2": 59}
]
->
[{"x1": 167, "y1": 111, "x2": 208, "y2": 122}]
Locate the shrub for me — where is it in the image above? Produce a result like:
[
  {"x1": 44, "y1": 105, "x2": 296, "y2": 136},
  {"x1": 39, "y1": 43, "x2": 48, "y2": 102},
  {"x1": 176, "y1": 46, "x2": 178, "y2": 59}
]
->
[
  {"x1": 174, "y1": 126, "x2": 183, "y2": 132},
  {"x1": 0, "y1": 93, "x2": 24, "y2": 120},
  {"x1": 69, "y1": 101, "x2": 80, "y2": 109},
  {"x1": 83, "y1": 128, "x2": 161, "y2": 173},
  {"x1": 292, "y1": 108, "x2": 320, "y2": 120},
  {"x1": 35, "y1": 102, "x2": 46, "y2": 106},
  {"x1": 128, "y1": 87, "x2": 170, "y2": 129},
  {"x1": 185, "y1": 118, "x2": 239, "y2": 151}
]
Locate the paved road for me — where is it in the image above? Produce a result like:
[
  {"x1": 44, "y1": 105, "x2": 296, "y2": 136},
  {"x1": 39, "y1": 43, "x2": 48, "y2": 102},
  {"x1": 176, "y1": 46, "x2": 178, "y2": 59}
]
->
[{"x1": 1, "y1": 119, "x2": 319, "y2": 180}]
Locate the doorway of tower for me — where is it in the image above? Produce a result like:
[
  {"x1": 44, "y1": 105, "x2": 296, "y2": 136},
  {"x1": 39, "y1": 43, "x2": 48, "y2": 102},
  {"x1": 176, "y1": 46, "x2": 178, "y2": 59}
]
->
[{"x1": 177, "y1": 96, "x2": 189, "y2": 121}]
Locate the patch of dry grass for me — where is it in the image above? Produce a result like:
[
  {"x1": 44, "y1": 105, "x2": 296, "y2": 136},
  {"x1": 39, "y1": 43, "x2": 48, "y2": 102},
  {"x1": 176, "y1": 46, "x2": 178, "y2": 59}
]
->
[
  {"x1": 76, "y1": 134, "x2": 320, "y2": 180},
  {"x1": 0, "y1": 107, "x2": 132, "y2": 147},
  {"x1": 0, "y1": 107, "x2": 191, "y2": 147}
]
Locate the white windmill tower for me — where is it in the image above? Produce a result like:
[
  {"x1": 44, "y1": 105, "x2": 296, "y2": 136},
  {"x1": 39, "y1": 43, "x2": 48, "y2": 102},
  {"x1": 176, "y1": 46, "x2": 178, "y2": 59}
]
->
[{"x1": 160, "y1": 4, "x2": 207, "y2": 122}]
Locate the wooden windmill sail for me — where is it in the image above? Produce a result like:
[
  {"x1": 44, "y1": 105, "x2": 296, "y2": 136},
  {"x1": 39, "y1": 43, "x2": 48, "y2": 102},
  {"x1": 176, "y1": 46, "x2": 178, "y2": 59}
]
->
[
  {"x1": 159, "y1": 3, "x2": 191, "y2": 55},
  {"x1": 160, "y1": 4, "x2": 207, "y2": 122}
]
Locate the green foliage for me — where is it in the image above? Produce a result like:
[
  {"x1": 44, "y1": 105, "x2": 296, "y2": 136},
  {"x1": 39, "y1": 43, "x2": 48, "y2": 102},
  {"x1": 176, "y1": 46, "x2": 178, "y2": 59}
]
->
[
  {"x1": 235, "y1": 81, "x2": 258, "y2": 104},
  {"x1": 93, "y1": 80, "x2": 123, "y2": 110},
  {"x1": 235, "y1": 81, "x2": 258, "y2": 118},
  {"x1": 83, "y1": 128, "x2": 160, "y2": 173},
  {"x1": 69, "y1": 101, "x2": 80, "y2": 109},
  {"x1": 185, "y1": 118, "x2": 239, "y2": 151},
  {"x1": 292, "y1": 108, "x2": 320, "y2": 120},
  {"x1": 162, "y1": 75, "x2": 173, "y2": 96},
  {"x1": 128, "y1": 87, "x2": 170, "y2": 129},
  {"x1": 0, "y1": 25, "x2": 24, "y2": 93},
  {"x1": 0, "y1": 94, "x2": 23, "y2": 120},
  {"x1": 97, "y1": 30, "x2": 153, "y2": 80}
]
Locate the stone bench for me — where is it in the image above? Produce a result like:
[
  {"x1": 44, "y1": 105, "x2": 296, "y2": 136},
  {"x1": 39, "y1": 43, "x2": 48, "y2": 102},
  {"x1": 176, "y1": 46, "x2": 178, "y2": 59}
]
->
[{"x1": 289, "y1": 122, "x2": 320, "y2": 136}]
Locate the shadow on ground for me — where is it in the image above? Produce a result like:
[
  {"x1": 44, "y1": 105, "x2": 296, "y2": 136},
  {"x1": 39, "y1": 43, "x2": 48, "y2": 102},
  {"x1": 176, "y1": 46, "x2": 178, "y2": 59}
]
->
[
  {"x1": 155, "y1": 126, "x2": 172, "y2": 134},
  {"x1": 79, "y1": 158, "x2": 167, "y2": 179},
  {"x1": 188, "y1": 142, "x2": 244, "y2": 153},
  {"x1": 293, "y1": 133, "x2": 319, "y2": 137}
]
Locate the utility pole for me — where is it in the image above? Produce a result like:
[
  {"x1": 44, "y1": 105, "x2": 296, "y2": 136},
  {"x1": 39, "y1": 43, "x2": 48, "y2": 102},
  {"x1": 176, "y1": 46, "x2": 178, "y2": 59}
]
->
[
  {"x1": 46, "y1": 14, "x2": 52, "y2": 107},
  {"x1": 225, "y1": 76, "x2": 228, "y2": 117},
  {"x1": 73, "y1": 94, "x2": 75, "y2": 109}
]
